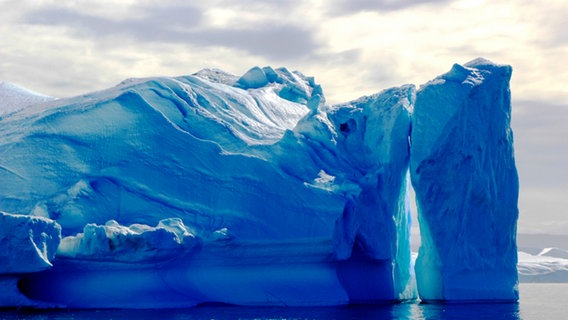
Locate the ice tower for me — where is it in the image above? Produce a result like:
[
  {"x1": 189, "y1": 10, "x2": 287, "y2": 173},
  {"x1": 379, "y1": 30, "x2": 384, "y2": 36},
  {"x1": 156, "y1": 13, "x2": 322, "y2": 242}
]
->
[{"x1": 410, "y1": 58, "x2": 519, "y2": 302}]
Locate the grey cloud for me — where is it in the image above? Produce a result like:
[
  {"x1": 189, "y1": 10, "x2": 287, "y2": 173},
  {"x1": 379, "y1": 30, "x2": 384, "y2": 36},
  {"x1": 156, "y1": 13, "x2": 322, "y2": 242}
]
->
[
  {"x1": 25, "y1": 5, "x2": 203, "y2": 42},
  {"x1": 512, "y1": 99, "x2": 568, "y2": 188},
  {"x1": 512, "y1": 99, "x2": 568, "y2": 234},
  {"x1": 327, "y1": 0, "x2": 453, "y2": 16},
  {"x1": 24, "y1": 5, "x2": 321, "y2": 61},
  {"x1": 194, "y1": 26, "x2": 321, "y2": 60},
  {"x1": 0, "y1": 48, "x2": 112, "y2": 98},
  {"x1": 315, "y1": 49, "x2": 363, "y2": 65},
  {"x1": 209, "y1": 0, "x2": 301, "y2": 13},
  {"x1": 538, "y1": 10, "x2": 568, "y2": 46},
  {"x1": 362, "y1": 63, "x2": 397, "y2": 85}
]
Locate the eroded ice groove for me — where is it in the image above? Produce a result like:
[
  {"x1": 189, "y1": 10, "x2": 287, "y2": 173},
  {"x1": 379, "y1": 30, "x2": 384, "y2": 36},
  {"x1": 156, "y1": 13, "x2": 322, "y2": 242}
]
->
[
  {"x1": 410, "y1": 58, "x2": 519, "y2": 301},
  {"x1": 1, "y1": 66, "x2": 416, "y2": 307}
]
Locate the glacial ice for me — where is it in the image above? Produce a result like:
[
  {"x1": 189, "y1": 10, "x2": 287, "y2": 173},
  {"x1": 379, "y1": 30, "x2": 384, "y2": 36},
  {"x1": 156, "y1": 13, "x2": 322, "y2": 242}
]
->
[
  {"x1": 0, "y1": 212, "x2": 60, "y2": 273},
  {"x1": 0, "y1": 59, "x2": 519, "y2": 308},
  {"x1": 410, "y1": 58, "x2": 519, "y2": 301},
  {"x1": 0, "y1": 212, "x2": 60, "y2": 307},
  {"x1": 56, "y1": 218, "x2": 201, "y2": 262}
]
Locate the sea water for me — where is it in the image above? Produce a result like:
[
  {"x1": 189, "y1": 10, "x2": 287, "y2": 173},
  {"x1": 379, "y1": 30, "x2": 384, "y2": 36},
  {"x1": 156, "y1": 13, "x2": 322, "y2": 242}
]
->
[{"x1": 0, "y1": 283, "x2": 563, "y2": 319}]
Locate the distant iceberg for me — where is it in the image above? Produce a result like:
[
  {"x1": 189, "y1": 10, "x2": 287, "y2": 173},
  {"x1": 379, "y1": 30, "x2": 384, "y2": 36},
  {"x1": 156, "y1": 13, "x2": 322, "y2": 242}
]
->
[
  {"x1": 0, "y1": 60, "x2": 518, "y2": 308},
  {"x1": 517, "y1": 250, "x2": 568, "y2": 282}
]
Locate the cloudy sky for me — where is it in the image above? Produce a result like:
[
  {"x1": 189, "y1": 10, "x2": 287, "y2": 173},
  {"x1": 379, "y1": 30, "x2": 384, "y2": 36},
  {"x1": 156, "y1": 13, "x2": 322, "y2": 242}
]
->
[{"x1": 1, "y1": 0, "x2": 567, "y2": 235}]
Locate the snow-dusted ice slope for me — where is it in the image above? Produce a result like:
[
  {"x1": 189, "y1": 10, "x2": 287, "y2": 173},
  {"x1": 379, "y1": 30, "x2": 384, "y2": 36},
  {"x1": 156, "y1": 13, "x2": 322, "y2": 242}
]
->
[
  {"x1": 410, "y1": 58, "x2": 519, "y2": 301},
  {"x1": 0, "y1": 81, "x2": 55, "y2": 116},
  {"x1": 1, "y1": 66, "x2": 416, "y2": 307}
]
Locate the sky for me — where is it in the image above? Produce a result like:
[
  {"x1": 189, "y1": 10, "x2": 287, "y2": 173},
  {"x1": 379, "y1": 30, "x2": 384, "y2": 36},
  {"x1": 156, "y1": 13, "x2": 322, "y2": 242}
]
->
[{"x1": 1, "y1": 0, "x2": 567, "y2": 235}]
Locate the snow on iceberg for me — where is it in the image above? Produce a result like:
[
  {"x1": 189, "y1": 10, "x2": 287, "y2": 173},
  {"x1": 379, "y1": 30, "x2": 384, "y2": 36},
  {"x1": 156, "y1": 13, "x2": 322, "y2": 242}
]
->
[
  {"x1": 1, "y1": 66, "x2": 417, "y2": 307},
  {"x1": 410, "y1": 58, "x2": 519, "y2": 302}
]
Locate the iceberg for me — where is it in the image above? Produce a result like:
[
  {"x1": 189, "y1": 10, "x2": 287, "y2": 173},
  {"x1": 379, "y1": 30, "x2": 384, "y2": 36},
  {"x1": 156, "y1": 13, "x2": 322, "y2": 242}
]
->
[
  {"x1": 410, "y1": 58, "x2": 519, "y2": 301},
  {"x1": 517, "y1": 250, "x2": 568, "y2": 283},
  {"x1": 0, "y1": 59, "x2": 518, "y2": 308},
  {"x1": 1, "y1": 67, "x2": 415, "y2": 307}
]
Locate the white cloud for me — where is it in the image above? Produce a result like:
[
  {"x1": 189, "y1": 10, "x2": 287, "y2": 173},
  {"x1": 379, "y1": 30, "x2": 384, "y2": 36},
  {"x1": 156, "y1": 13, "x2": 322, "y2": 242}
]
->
[
  {"x1": 4, "y1": 0, "x2": 565, "y2": 104},
  {"x1": 518, "y1": 188, "x2": 568, "y2": 234}
]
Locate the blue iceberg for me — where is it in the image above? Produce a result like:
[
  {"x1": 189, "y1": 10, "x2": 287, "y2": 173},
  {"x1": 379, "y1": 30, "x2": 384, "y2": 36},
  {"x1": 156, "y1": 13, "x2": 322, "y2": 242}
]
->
[{"x1": 0, "y1": 59, "x2": 518, "y2": 308}]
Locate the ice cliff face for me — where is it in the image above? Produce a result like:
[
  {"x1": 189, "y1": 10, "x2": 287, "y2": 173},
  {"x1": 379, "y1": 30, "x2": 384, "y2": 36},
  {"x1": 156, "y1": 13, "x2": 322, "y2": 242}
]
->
[
  {"x1": 0, "y1": 212, "x2": 60, "y2": 307},
  {"x1": 410, "y1": 58, "x2": 519, "y2": 301},
  {"x1": 0, "y1": 59, "x2": 518, "y2": 308},
  {"x1": 0, "y1": 212, "x2": 60, "y2": 273}
]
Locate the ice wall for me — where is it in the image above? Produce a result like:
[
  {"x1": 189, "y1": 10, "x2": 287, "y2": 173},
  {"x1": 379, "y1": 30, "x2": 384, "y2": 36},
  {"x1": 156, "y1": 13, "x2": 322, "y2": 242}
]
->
[{"x1": 410, "y1": 58, "x2": 519, "y2": 301}]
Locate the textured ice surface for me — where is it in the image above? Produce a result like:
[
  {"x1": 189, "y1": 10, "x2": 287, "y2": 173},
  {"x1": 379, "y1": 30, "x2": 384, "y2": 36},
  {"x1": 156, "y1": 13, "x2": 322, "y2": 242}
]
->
[
  {"x1": 0, "y1": 212, "x2": 61, "y2": 307},
  {"x1": 0, "y1": 66, "x2": 415, "y2": 307},
  {"x1": 56, "y1": 218, "x2": 201, "y2": 262},
  {"x1": 410, "y1": 58, "x2": 519, "y2": 301},
  {"x1": 0, "y1": 212, "x2": 61, "y2": 273}
]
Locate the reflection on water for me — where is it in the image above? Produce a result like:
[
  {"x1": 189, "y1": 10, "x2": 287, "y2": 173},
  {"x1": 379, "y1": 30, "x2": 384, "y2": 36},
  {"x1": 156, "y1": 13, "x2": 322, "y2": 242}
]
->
[
  {"x1": 4, "y1": 283, "x2": 566, "y2": 319},
  {"x1": 413, "y1": 303, "x2": 520, "y2": 320},
  {"x1": 0, "y1": 302, "x2": 521, "y2": 320}
]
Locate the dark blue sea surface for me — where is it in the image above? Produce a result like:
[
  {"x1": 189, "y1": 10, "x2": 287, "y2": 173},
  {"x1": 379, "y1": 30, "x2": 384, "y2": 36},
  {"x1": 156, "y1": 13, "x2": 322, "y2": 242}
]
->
[{"x1": 0, "y1": 283, "x2": 562, "y2": 319}]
